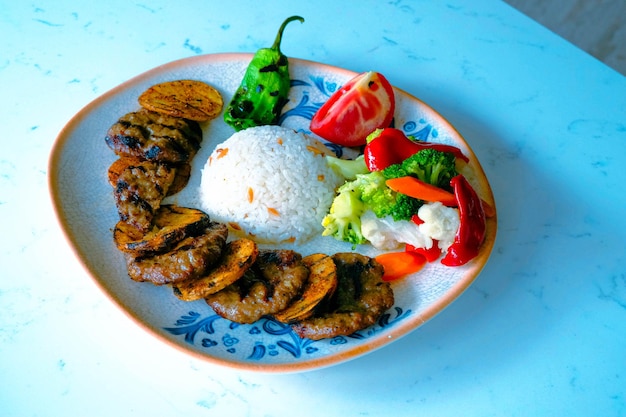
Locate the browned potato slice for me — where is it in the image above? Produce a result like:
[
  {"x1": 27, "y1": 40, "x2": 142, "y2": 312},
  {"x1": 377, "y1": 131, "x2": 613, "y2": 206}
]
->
[
  {"x1": 113, "y1": 205, "x2": 211, "y2": 255},
  {"x1": 273, "y1": 254, "x2": 338, "y2": 323},
  {"x1": 138, "y1": 80, "x2": 223, "y2": 122},
  {"x1": 302, "y1": 253, "x2": 328, "y2": 265},
  {"x1": 172, "y1": 238, "x2": 258, "y2": 302},
  {"x1": 108, "y1": 158, "x2": 191, "y2": 197}
]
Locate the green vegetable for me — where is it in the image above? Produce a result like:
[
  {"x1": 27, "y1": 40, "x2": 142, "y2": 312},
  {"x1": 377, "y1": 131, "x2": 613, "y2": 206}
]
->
[
  {"x1": 321, "y1": 178, "x2": 367, "y2": 246},
  {"x1": 322, "y1": 170, "x2": 422, "y2": 245},
  {"x1": 325, "y1": 155, "x2": 368, "y2": 180},
  {"x1": 224, "y1": 15, "x2": 304, "y2": 131},
  {"x1": 359, "y1": 171, "x2": 422, "y2": 221},
  {"x1": 382, "y1": 148, "x2": 458, "y2": 190},
  {"x1": 322, "y1": 146, "x2": 458, "y2": 245}
]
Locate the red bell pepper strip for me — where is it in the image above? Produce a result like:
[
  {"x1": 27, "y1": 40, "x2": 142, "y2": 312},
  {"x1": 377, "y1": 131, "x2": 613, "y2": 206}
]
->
[
  {"x1": 364, "y1": 128, "x2": 469, "y2": 171},
  {"x1": 441, "y1": 175, "x2": 486, "y2": 266},
  {"x1": 411, "y1": 213, "x2": 424, "y2": 225},
  {"x1": 406, "y1": 241, "x2": 442, "y2": 262}
]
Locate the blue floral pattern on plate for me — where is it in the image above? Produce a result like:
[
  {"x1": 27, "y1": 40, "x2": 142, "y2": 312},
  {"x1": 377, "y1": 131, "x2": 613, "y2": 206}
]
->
[{"x1": 164, "y1": 307, "x2": 411, "y2": 361}]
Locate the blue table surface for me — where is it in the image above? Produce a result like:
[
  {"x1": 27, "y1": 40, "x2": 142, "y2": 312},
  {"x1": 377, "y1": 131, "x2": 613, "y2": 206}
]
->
[{"x1": 1, "y1": 1, "x2": 625, "y2": 416}]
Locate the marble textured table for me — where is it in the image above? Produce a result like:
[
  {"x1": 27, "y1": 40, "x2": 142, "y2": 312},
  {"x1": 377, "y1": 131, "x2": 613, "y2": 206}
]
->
[{"x1": 1, "y1": 1, "x2": 624, "y2": 416}]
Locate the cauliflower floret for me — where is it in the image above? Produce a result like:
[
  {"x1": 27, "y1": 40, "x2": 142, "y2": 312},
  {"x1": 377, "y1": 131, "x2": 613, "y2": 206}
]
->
[
  {"x1": 361, "y1": 210, "x2": 432, "y2": 251},
  {"x1": 417, "y1": 202, "x2": 460, "y2": 251},
  {"x1": 359, "y1": 203, "x2": 460, "y2": 252}
]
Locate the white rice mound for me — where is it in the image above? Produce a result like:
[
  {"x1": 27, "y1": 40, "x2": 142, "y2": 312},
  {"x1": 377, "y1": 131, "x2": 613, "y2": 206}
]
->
[{"x1": 197, "y1": 125, "x2": 343, "y2": 243}]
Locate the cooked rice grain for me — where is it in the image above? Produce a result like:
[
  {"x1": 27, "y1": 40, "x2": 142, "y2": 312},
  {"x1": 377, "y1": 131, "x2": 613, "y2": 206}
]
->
[{"x1": 198, "y1": 126, "x2": 343, "y2": 243}]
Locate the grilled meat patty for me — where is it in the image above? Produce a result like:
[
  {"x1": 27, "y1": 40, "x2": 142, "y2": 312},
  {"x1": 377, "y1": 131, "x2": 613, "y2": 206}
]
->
[
  {"x1": 113, "y1": 159, "x2": 176, "y2": 232},
  {"x1": 206, "y1": 249, "x2": 309, "y2": 324},
  {"x1": 125, "y1": 222, "x2": 228, "y2": 285},
  {"x1": 291, "y1": 253, "x2": 394, "y2": 340},
  {"x1": 105, "y1": 109, "x2": 202, "y2": 163},
  {"x1": 108, "y1": 157, "x2": 191, "y2": 197}
]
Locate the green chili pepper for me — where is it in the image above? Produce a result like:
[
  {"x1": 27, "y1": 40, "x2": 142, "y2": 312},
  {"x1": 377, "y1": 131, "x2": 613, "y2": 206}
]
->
[{"x1": 224, "y1": 15, "x2": 304, "y2": 131}]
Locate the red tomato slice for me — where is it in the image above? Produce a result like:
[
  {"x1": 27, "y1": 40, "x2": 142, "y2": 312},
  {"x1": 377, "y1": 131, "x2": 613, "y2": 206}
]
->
[{"x1": 310, "y1": 71, "x2": 395, "y2": 147}]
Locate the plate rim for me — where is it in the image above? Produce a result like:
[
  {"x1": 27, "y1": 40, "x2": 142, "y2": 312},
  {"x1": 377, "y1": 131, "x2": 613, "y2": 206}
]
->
[{"x1": 48, "y1": 52, "x2": 497, "y2": 373}]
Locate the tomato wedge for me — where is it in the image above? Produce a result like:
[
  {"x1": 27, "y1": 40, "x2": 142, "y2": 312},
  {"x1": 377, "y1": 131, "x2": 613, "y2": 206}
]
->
[{"x1": 310, "y1": 71, "x2": 395, "y2": 147}]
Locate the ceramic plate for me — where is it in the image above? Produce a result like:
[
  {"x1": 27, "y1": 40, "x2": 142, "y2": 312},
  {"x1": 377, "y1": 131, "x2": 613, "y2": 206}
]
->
[{"x1": 49, "y1": 53, "x2": 497, "y2": 373}]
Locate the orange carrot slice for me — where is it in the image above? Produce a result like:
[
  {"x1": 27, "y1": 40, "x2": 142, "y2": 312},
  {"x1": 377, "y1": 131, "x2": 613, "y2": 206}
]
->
[
  {"x1": 385, "y1": 176, "x2": 457, "y2": 206},
  {"x1": 375, "y1": 251, "x2": 427, "y2": 281}
]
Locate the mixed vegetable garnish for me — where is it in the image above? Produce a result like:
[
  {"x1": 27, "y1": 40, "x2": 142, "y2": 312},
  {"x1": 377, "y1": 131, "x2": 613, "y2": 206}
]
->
[{"x1": 310, "y1": 72, "x2": 494, "y2": 280}]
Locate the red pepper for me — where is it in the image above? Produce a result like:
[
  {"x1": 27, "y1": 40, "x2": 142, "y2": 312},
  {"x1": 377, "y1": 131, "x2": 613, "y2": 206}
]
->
[
  {"x1": 408, "y1": 215, "x2": 442, "y2": 262},
  {"x1": 410, "y1": 214, "x2": 424, "y2": 225},
  {"x1": 406, "y1": 241, "x2": 442, "y2": 262},
  {"x1": 441, "y1": 175, "x2": 486, "y2": 266},
  {"x1": 363, "y1": 128, "x2": 469, "y2": 171}
]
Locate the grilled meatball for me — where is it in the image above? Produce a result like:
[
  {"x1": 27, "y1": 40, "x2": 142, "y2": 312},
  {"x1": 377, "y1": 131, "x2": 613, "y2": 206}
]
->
[
  {"x1": 105, "y1": 109, "x2": 202, "y2": 163},
  {"x1": 113, "y1": 159, "x2": 176, "y2": 232},
  {"x1": 125, "y1": 222, "x2": 228, "y2": 285},
  {"x1": 108, "y1": 157, "x2": 191, "y2": 197},
  {"x1": 291, "y1": 253, "x2": 394, "y2": 340},
  {"x1": 206, "y1": 249, "x2": 309, "y2": 324}
]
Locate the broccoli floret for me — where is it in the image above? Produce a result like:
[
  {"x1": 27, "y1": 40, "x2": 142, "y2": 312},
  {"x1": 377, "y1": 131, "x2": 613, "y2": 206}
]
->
[
  {"x1": 358, "y1": 171, "x2": 422, "y2": 222},
  {"x1": 321, "y1": 179, "x2": 367, "y2": 245},
  {"x1": 387, "y1": 193, "x2": 423, "y2": 220},
  {"x1": 383, "y1": 148, "x2": 458, "y2": 190},
  {"x1": 322, "y1": 170, "x2": 422, "y2": 244}
]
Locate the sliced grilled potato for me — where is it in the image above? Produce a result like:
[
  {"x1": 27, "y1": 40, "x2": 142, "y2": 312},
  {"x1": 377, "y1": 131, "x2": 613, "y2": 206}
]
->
[
  {"x1": 273, "y1": 253, "x2": 338, "y2": 323},
  {"x1": 173, "y1": 238, "x2": 258, "y2": 301},
  {"x1": 113, "y1": 205, "x2": 211, "y2": 255},
  {"x1": 138, "y1": 79, "x2": 224, "y2": 122},
  {"x1": 173, "y1": 238, "x2": 258, "y2": 302}
]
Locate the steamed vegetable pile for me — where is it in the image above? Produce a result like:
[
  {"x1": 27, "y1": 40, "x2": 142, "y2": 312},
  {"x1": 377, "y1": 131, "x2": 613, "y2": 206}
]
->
[{"x1": 308, "y1": 72, "x2": 493, "y2": 280}]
